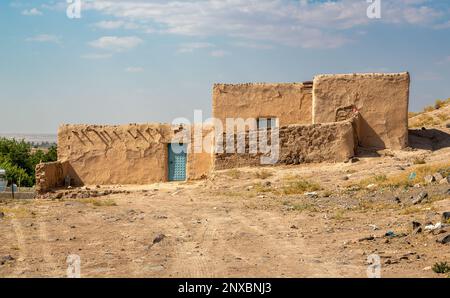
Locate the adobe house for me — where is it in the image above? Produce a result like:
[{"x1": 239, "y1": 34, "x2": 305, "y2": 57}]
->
[{"x1": 35, "y1": 72, "x2": 410, "y2": 192}]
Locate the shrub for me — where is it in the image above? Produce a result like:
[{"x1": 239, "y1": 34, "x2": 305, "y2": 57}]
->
[
  {"x1": 282, "y1": 179, "x2": 321, "y2": 195},
  {"x1": 432, "y1": 262, "x2": 450, "y2": 274},
  {"x1": 423, "y1": 105, "x2": 434, "y2": 113}
]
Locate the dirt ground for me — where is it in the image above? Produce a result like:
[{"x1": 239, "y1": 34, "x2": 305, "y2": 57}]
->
[{"x1": 0, "y1": 125, "x2": 449, "y2": 277}]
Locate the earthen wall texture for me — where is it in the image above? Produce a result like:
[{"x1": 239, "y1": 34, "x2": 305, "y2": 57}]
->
[
  {"x1": 56, "y1": 124, "x2": 213, "y2": 186},
  {"x1": 213, "y1": 83, "x2": 312, "y2": 127},
  {"x1": 35, "y1": 161, "x2": 68, "y2": 193},
  {"x1": 214, "y1": 117, "x2": 356, "y2": 170},
  {"x1": 312, "y1": 72, "x2": 409, "y2": 149}
]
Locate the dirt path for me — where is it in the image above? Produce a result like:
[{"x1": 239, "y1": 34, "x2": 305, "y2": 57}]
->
[{"x1": 0, "y1": 128, "x2": 449, "y2": 277}]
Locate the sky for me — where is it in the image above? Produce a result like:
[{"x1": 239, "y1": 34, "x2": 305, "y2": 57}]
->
[{"x1": 0, "y1": 0, "x2": 449, "y2": 133}]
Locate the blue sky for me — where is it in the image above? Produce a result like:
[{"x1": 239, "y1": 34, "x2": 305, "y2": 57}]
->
[{"x1": 0, "y1": 0, "x2": 449, "y2": 133}]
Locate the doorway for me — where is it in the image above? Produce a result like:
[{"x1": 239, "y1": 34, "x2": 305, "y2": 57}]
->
[{"x1": 168, "y1": 143, "x2": 187, "y2": 181}]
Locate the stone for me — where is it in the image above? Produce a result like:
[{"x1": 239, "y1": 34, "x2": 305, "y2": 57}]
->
[
  {"x1": 305, "y1": 192, "x2": 318, "y2": 198},
  {"x1": 152, "y1": 234, "x2": 166, "y2": 245},
  {"x1": 425, "y1": 222, "x2": 442, "y2": 231},
  {"x1": 0, "y1": 212, "x2": 4, "y2": 219},
  {"x1": 0, "y1": 255, "x2": 15, "y2": 265},
  {"x1": 432, "y1": 229, "x2": 447, "y2": 236},
  {"x1": 436, "y1": 233, "x2": 450, "y2": 245},
  {"x1": 358, "y1": 236, "x2": 375, "y2": 242},
  {"x1": 443, "y1": 212, "x2": 450, "y2": 223},
  {"x1": 412, "y1": 221, "x2": 421, "y2": 230},
  {"x1": 366, "y1": 184, "x2": 377, "y2": 190},
  {"x1": 350, "y1": 157, "x2": 360, "y2": 163},
  {"x1": 424, "y1": 175, "x2": 435, "y2": 184},
  {"x1": 433, "y1": 173, "x2": 444, "y2": 182},
  {"x1": 412, "y1": 227, "x2": 422, "y2": 235},
  {"x1": 440, "y1": 176, "x2": 450, "y2": 184},
  {"x1": 412, "y1": 191, "x2": 428, "y2": 205}
]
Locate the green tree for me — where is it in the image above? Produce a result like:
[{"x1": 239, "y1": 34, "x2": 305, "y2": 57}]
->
[
  {"x1": 0, "y1": 156, "x2": 33, "y2": 187},
  {"x1": 0, "y1": 138, "x2": 57, "y2": 187}
]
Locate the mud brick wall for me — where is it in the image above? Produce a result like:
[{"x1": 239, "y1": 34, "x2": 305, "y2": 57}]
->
[
  {"x1": 214, "y1": 117, "x2": 356, "y2": 170},
  {"x1": 35, "y1": 161, "x2": 67, "y2": 193},
  {"x1": 213, "y1": 82, "x2": 313, "y2": 127},
  {"x1": 313, "y1": 72, "x2": 409, "y2": 149},
  {"x1": 48, "y1": 123, "x2": 214, "y2": 186}
]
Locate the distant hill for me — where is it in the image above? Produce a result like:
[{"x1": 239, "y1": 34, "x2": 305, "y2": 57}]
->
[
  {"x1": 409, "y1": 99, "x2": 450, "y2": 128},
  {"x1": 0, "y1": 133, "x2": 57, "y2": 145}
]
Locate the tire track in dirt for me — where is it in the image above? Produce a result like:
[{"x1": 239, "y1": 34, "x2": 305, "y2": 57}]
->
[
  {"x1": 227, "y1": 210, "x2": 342, "y2": 277},
  {"x1": 163, "y1": 198, "x2": 218, "y2": 277},
  {"x1": 10, "y1": 218, "x2": 28, "y2": 276}
]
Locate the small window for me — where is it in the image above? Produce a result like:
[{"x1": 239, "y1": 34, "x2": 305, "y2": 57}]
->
[{"x1": 257, "y1": 117, "x2": 277, "y2": 129}]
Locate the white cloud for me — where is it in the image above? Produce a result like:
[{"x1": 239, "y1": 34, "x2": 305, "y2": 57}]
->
[
  {"x1": 231, "y1": 41, "x2": 274, "y2": 50},
  {"x1": 94, "y1": 20, "x2": 140, "y2": 30},
  {"x1": 177, "y1": 42, "x2": 214, "y2": 53},
  {"x1": 89, "y1": 36, "x2": 143, "y2": 51},
  {"x1": 125, "y1": 66, "x2": 144, "y2": 73},
  {"x1": 80, "y1": 0, "x2": 449, "y2": 49},
  {"x1": 22, "y1": 8, "x2": 43, "y2": 16},
  {"x1": 25, "y1": 34, "x2": 60, "y2": 44},
  {"x1": 81, "y1": 53, "x2": 113, "y2": 60},
  {"x1": 436, "y1": 56, "x2": 450, "y2": 65},
  {"x1": 210, "y1": 50, "x2": 230, "y2": 58},
  {"x1": 434, "y1": 20, "x2": 450, "y2": 30},
  {"x1": 95, "y1": 20, "x2": 125, "y2": 29}
]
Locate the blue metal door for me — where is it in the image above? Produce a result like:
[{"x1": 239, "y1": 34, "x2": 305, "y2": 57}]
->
[{"x1": 168, "y1": 143, "x2": 187, "y2": 181}]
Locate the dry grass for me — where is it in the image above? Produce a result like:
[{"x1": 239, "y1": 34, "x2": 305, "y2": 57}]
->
[
  {"x1": 354, "y1": 162, "x2": 450, "y2": 189},
  {"x1": 253, "y1": 182, "x2": 273, "y2": 193},
  {"x1": 282, "y1": 200, "x2": 318, "y2": 213},
  {"x1": 0, "y1": 206, "x2": 31, "y2": 218},
  {"x1": 354, "y1": 199, "x2": 397, "y2": 212},
  {"x1": 225, "y1": 169, "x2": 242, "y2": 179},
  {"x1": 409, "y1": 98, "x2": 450, "y2": 127},
  {"x1": 331, "y1": 209, "x2": 349, "y2": 221},
  {"x1": 281, "y1": 179, "x2": 321, "y2": 195},
  {"x1": 76, "y1": 198, "x2": 117, "y2": 207},
  {"x1": 410, "y1": 114, "x2": 440, "y2": 128},
  {"x1": 254, "y1": 169, "x2": 273, "y2": 179},
  {"x1": 436, "y1": 113, "x2": 449, "y2": 122},
  {"x1": 215, "y1": 189, "x2": 255, "y2": 198},
  {"x1": 434, "y1": 98, "x2": 450, "y2": 110},
  {"x1": 413, "y1": 157, "x2": 426, "y2": 165},
  {"x1": 399, "y1": 205, "x2": 435, "y2": 215}
]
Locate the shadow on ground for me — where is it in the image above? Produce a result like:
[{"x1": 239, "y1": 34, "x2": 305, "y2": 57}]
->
[{"x1": 409, "y1": 128, "x2": 450, "y2": 151}]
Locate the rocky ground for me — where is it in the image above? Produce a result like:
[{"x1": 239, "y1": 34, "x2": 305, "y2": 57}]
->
[{"x1": 0, "y1": 110, "x2": 449, "y2": 278}]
